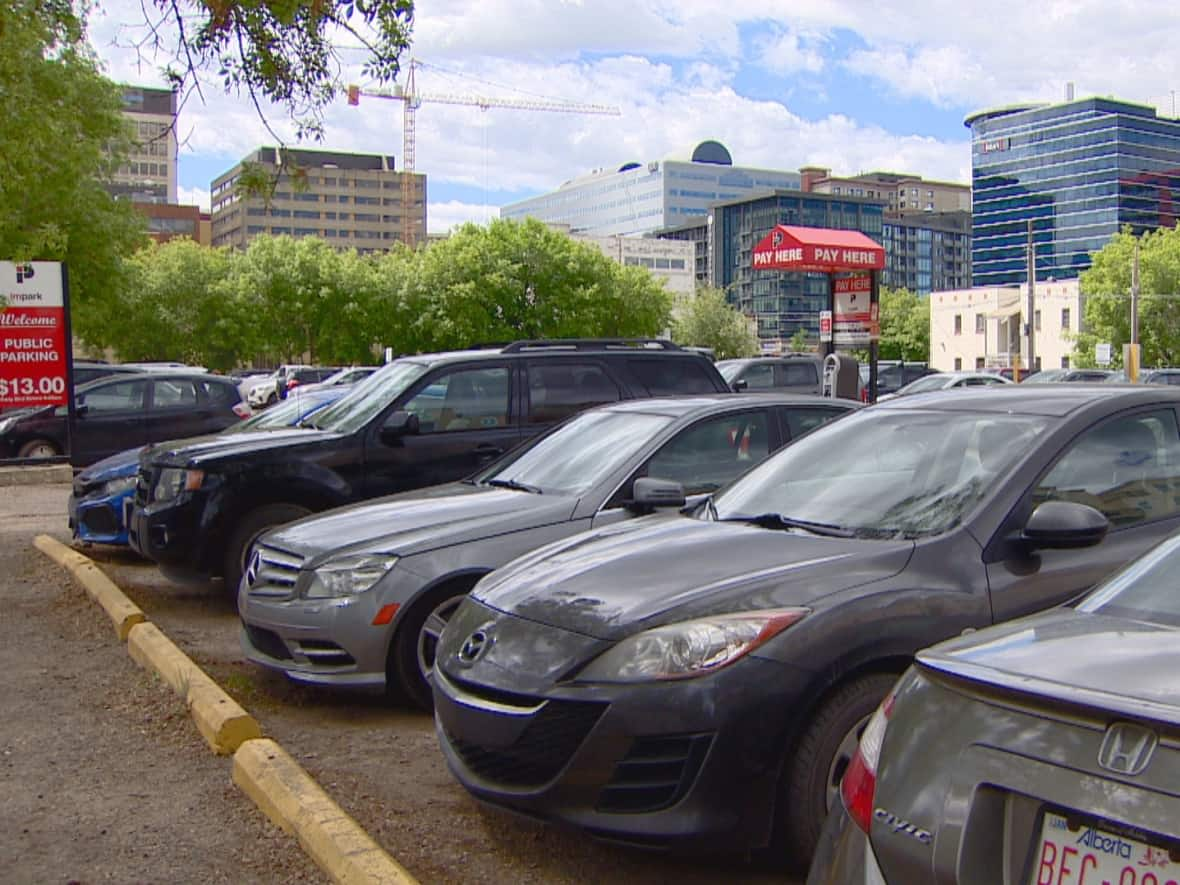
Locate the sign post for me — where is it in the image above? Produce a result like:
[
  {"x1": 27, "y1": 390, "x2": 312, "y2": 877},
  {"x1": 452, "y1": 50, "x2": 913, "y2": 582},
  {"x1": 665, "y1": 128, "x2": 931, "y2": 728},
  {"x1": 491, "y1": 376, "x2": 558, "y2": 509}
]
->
[{"x1": 1095, "y1": 342, "x2": 1112, "y2": 367}]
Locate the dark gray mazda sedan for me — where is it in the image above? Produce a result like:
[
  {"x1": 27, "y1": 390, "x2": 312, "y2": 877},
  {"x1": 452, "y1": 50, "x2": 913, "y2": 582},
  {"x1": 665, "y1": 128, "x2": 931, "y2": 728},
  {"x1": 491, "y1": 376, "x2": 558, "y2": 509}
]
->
[
  {"x1": 809, "y1": 530, "x2": 1180, "y2": 885},
  {"x1": 432, "y1": 385, "x2": 1180, "y2": 868}
]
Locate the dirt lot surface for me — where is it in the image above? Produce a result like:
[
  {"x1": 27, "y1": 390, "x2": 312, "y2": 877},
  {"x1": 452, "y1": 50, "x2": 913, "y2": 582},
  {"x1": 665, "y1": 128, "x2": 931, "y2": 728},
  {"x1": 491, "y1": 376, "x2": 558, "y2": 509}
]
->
[{"x1": 2, "y1": 481, "x2": 800, "y2": 884}]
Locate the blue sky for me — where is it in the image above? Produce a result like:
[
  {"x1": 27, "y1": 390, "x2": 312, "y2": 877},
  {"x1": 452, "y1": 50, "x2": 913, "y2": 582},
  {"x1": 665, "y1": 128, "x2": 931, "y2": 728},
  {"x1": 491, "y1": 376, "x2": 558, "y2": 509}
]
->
[{"x1": 88, "y1": 0, "x2": 1180, "y2": 232}]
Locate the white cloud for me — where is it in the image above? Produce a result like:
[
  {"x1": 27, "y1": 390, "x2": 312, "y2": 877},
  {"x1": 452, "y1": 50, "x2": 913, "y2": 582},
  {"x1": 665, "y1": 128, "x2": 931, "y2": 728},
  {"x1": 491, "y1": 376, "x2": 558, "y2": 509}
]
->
[
  {"x1": 428, "y1": 201, "x2": 500, "y2": 234},
  {"x1": 755, "y1": 28, "x2": 826, "y2": 76},
  {"x1": 177, "y1": 185, "x2": 211, "y2": 212}
]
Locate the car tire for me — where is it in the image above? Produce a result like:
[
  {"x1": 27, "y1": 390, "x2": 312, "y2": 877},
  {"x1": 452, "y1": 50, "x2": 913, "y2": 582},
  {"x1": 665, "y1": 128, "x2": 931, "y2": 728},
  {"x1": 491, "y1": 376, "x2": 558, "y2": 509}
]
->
[
  {"x1": 222, "y1": 503, "x2": 312, "y2": 592},
  {"x1": 389, "y1": 580, "x2": 476, "y2": 711},
  {"x1": 17, "y1": 438, "x2": 60, "y2": 458},
  {"x1": 777, "y1": 672, "x2": 899, "y2": 868}
]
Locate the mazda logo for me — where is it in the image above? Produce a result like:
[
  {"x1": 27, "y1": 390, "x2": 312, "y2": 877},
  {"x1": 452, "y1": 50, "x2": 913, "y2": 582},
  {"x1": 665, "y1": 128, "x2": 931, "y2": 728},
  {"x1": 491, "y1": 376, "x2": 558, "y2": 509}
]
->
[
  {"x1": 1098, "y1": 722, "x2": 1157, "y2": 776},
  {"x1": 457, "y1": 630, "x2": 491, "y2": 665}
]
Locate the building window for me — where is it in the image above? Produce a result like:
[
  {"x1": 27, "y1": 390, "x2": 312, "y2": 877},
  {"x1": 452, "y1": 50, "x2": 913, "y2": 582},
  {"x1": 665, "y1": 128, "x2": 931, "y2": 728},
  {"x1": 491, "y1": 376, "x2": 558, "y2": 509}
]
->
[
  {"x1": 1061, "y1": 356, "x2": 1070, "y2": 368},
  {"x1": 954, "y1": 357, "x2": 962, "y2": 370},
  {"x1": 1061, "y1": 307, "x2": 1071, "y2": 329},
  {"x1": 954, "y1": 314, "x2": 962, "y2": 335},
  {"x1": 1034, "y1": 309, "x2": 1042, "y2": 331},
  {"x1": 976, "y1": 357, "x2": 985, "y2": 369},
  {"x1": 975, "y1": 314, "x2": 985, "y2": 334}
]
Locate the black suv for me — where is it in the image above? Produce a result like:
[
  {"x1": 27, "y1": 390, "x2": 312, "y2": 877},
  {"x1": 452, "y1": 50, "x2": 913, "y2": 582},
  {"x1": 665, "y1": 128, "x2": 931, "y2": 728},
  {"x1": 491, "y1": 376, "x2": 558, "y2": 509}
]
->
[
  {"x1": 128, "y1": 339, "x2": 731, "y2": 587},
  {"x1": 716, "y1": 354, "x2": 823, "y2": 395}
]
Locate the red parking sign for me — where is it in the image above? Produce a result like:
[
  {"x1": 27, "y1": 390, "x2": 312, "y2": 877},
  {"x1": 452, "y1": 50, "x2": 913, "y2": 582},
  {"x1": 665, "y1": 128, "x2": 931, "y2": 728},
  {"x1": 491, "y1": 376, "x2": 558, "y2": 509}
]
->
[{"x1": 0, "y1": 262, "x2": 70, "y2": 408}]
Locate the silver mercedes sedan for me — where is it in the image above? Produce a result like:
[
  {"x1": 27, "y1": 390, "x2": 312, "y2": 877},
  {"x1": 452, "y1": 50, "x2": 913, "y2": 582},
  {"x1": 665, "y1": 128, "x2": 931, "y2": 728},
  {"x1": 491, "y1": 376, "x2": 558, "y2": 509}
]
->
[{"x1": 809, "y1": 530, "x2": 1180, "y2": 885}]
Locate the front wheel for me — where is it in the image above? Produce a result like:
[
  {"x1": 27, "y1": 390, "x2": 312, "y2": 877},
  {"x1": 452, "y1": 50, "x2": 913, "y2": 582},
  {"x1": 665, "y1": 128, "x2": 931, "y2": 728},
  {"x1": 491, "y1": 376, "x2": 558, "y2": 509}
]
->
[
  {"x1": 389, "y1": 583, "x2": 473, "y2": 711},
  {"x1": 223, "y1": 503, "x2": 312, "y2": 592},
  {"x1": 777, "y1": 672, "x2": 899, "y2": 868}
]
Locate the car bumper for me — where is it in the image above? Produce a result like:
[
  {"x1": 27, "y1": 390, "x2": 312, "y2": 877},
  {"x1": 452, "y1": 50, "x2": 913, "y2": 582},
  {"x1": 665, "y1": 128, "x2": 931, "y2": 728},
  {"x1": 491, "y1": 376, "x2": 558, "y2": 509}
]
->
[
  {"x1": 432, "y1": 654, "x2": 808, "y2": 854},
  {"x1": 805, "y1": 800, "x2": 886, "y2": 885},
  {"x1": 238, "y1": 577, "x2": 399, "y2": 690},
  {"x1": 128, "y1": 493, "x2": 219, "y2": 579},
  {"x1": 69, "y1": 488, "x2": 134, "y2": 546}
]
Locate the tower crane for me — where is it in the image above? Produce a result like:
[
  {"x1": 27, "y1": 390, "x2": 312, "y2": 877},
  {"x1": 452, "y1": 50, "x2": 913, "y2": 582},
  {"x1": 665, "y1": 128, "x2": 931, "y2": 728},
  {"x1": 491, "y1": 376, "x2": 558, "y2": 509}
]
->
[{"x1": 348, "y1": 59, "x2": 621, "y2": 245}]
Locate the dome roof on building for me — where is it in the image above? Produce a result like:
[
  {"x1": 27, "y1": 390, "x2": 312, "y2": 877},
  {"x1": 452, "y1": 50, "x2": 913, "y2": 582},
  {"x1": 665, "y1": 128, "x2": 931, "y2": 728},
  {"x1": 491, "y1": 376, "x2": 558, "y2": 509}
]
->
[{"x1": 689, "y1": 140, "x2": 733, "y2": 165}]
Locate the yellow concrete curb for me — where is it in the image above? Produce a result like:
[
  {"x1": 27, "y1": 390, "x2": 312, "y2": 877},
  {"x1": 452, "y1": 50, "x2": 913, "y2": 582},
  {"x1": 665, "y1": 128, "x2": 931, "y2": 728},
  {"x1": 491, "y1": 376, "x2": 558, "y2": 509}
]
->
[
  {"x1": 34, "y1": 534, "x2": 146, "y2": 640},
  {"x1": 0, "y1": 464, "x2": 72, "y2": 486},
  {"x1": 233, "y1": 739, "x2": 419, "y2": 885},
  {"x1": 127, "y1": 622, "x2": 262, "y2": 755}
]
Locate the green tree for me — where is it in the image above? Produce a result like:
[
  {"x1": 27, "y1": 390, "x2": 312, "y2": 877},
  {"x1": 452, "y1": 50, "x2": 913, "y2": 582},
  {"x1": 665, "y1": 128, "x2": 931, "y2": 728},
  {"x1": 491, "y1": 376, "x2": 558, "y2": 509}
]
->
[
  {"x1": 788, "y1": 328, "x2": 811, "y2": 353},
  {"x1": 671, "y1": 286, "x2": 760, "y2": 359},
  {"x1": 877, "y1": 287, "x2": 930, "y2": 361},
  {"x1": 399, "y1": 219, "x2": 673, "y2": 351},
  {"x1": 0, "y1": 0, "x2": 147, "y2": 344},
  {"x1": 1074, "y1": 226, "x2": 1180, "y2": 368}
]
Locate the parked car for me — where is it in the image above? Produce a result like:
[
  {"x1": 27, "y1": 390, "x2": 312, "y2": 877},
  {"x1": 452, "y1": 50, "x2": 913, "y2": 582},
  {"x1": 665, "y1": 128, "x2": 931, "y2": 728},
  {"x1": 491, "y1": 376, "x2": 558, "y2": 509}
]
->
[
  {"x1": 122, "y1": 361, "x2": 208, "y2": 373},
  {"x1": 870, "y1": 361, "x2": 937, "y2": 400},
  {"x1": 432, "y1": 384, "x2": 1180, "y2": 866},
  {"x1": 72, "y1": 360, "x2": 146, "y2": 386},
  {"x1": 877, "y1": 370, "x2": 1012, "y2": 401},
  {"x1": 245, "y1": 364, "x2": 311, "y2": 409},
  {"x1": 129, "y1": 339, "x2": 732, "y2": 589},
  {"x1": 1033, "y1": 367, "x2": 1115, "y2": 383},
  {"x1": 810, "y1": 531, "x2": 1180, "y2": 885},
  {"x1": 240, "y1": 394, "x2": 855, "y2": 709},
  {"x1": 69, "y1": 386, "x2": 348, "y2": 547},
  {"x1": 298, "y1": 366, "x2": 378, "y2": 392},
  {"x1": 280, "y1": 366, "x2": 341, "y2": 399},
  {"x1": 717, "y1": 354, "x2": 824, "y2": 396},
  {"x1": 0, "y1": 371, "x2": 248, "y2": 466}
]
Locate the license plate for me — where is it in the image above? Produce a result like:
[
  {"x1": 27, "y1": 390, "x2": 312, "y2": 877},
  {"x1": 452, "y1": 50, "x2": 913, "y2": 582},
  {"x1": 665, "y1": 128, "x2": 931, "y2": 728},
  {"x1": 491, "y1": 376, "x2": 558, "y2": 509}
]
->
[{"x1": 1030, "y1": 811, "x2": 1179, "y2": 885}]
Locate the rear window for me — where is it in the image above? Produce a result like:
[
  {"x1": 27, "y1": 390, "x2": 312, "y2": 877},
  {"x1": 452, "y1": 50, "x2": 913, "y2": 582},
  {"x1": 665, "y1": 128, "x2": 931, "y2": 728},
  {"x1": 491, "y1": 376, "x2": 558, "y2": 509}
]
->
[
  {"x1": 201, "y1": 379, "x2": 239, "y2": 405},
  {"x1": 627, "y1": 357, "x2": 719, "y2": 395}
]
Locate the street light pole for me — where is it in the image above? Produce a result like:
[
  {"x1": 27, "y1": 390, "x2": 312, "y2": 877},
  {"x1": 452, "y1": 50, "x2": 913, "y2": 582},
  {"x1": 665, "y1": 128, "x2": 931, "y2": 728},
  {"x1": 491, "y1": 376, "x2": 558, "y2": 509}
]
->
[{"x1": 1026, "y1": 219, "x2": 1036, "y2": 374}]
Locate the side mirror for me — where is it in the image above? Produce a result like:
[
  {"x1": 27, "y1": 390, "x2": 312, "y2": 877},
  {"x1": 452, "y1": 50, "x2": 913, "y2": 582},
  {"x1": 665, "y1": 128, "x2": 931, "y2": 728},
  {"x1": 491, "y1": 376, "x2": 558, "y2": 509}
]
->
[
  {"x1": 731, "y1": 378, "x2": 749, "y2": 392},
  {"x1": 379, "y1": 410, "x2": 419, "y2": 444},
  {"x1": 629, "y1": 476, "x2": 686, "y2": 512},
  {"x1": 1022, "y1": 500, "x2": 1109, "y2": 549}
]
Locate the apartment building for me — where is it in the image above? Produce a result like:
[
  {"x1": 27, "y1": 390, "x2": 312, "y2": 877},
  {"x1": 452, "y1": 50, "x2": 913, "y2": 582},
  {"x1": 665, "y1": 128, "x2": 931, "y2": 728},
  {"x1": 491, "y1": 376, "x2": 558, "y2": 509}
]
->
[{"x1": 111, "y1": 86, "x2": 178, "y2": 204}]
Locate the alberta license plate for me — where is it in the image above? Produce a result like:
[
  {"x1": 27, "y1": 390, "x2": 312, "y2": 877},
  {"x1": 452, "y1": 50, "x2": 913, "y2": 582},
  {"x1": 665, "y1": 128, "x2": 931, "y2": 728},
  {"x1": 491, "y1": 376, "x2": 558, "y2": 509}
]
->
[{"x1": 1030, "y1": 812, "x2": 1179, "y2": 885}]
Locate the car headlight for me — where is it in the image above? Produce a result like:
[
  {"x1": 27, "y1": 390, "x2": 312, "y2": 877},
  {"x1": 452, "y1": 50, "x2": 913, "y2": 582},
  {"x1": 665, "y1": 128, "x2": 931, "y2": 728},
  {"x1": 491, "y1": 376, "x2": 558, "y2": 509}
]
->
[
  {"x1": 0, "y1": 416, "x2": 17, "y2": 436},
  {"x1": 152, "y1": 468, "x2": 204, "y2": 503},
  {"x1": 101, "y1": 475, "x2": 138, "y2": 497},
  {"x1": 302, "y1": 554, "x2": 399, "y2": 599},
  {"x1": 576, "y1": 608, "x2": 809, "y2": 683}
]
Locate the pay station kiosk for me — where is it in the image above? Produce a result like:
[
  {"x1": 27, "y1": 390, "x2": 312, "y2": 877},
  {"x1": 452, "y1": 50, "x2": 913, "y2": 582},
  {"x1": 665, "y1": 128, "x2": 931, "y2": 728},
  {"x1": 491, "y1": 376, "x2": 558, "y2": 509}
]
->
[{"x1": 751, "y1": 225, "x2": 886, "y2": 401}]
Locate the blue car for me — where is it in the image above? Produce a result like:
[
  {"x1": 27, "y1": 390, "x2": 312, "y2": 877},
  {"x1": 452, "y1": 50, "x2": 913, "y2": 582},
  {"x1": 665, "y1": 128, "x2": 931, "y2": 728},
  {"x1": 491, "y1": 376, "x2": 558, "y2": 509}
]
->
[{"x1": 68, "y1": 386, "x2": 347, "y2": 547}]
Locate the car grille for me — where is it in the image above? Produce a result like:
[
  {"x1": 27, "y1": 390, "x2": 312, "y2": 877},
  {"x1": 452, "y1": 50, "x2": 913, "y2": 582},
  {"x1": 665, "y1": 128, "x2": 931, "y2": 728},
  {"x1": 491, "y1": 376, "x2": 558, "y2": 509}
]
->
[
  {"x1": 245, "y1": 545, "x2": 303, "y2": 599},
  {"x1": 244, "y1": 625, "x2": 293, "y2": 661},
  {"x1": 596, "y1": 734, "x2": 713, "y2": 814},
  {"x1": 443, "y1": 698, "x2": 607, "y2": 788}
]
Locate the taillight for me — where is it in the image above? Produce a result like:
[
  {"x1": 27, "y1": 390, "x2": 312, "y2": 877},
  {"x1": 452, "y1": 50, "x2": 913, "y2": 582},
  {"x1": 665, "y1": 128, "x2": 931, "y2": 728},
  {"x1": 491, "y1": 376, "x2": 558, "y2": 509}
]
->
[
  {"x1": 840, "y1": 692, "x2": 895, "y2": 833},
  {"x1": 232, "y1": 403, "x2": 252, "y2": 419},
  {"x1": 860, "y1": 388, "x2": 869, "y2": 403}
]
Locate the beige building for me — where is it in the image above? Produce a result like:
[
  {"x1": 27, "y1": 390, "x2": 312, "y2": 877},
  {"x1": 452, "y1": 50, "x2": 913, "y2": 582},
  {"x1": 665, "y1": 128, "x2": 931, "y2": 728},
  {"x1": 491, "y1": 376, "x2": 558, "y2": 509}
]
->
[
  {"x1": 578, "y1": 234, "x2": 696, "y2": 312},
  {"x1": 112, "y1": 86, "x2": 178, "y2": 204},
  {"x1": 801, "y1": 167, "x2": 970, "y2": 215},
  {"x1": 210, "y1": 147, "x2": 426, "y2": 251},
  {"x1": 930, "y1": 280, "x2": 1085, "y2": 372}
]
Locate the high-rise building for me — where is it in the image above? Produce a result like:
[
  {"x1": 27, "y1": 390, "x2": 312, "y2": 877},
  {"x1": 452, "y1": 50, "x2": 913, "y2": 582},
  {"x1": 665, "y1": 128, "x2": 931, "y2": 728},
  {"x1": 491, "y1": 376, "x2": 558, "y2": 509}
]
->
[
  {"x1": 880, "y1": 211, "x2": 972, "y2": 295},
  {"x1": 111, "y1": 86, "x2": 178, "y2": 204},
  {"x1": 967, "y1": 96, "x2": 1180, "y2": 286},
  {"x1": 210, "y1": 147, "x2": 426, "y2": 251},
  {"x1": 501, "y1": 141, "x2": 801, "y2": 236}
]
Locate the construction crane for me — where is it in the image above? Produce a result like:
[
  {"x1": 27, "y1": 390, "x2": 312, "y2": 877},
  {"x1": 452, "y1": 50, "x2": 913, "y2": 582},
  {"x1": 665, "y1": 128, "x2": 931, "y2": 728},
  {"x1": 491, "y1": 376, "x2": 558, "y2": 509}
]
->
[{"x1": 348, "y1": 59, "x2": 621, "y2": 245}]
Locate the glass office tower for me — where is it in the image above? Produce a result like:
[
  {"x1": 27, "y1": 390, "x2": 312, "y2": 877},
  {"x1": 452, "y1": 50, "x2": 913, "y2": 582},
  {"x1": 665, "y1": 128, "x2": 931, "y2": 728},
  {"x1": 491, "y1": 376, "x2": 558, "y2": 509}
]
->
[{"x1": 967, "y1": 98, "x2": 1180, "y2": 286}]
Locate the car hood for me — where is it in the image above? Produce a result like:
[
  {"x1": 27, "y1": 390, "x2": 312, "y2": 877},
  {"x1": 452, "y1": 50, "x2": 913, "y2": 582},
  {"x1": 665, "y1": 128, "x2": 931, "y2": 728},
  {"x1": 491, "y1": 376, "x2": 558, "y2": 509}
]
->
[
  {"x1": 77, "y1": 446, "x2": 142, "y2": 482},
  {"x1": 919, "y1": 609, "x2": 1180, "y2": 720},
  {"x1": 472, "y1": 516, "x2": 914, "y2": 641},
  {"x1": 143, "y1": 427, "x2": 343, "y2": 467},
  {"x1": 261, "y1": 482, "x2": 578, "y2": 564}
]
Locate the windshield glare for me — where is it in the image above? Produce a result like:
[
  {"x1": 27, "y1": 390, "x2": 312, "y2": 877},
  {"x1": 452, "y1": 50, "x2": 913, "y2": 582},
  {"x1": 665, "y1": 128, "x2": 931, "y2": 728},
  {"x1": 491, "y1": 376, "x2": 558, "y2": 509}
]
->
[
  {"x1": 711, "y1": 409, "x2": 1049, "y2": 539},
  {"x1": 716, "y1": 361, "x2": 743, "y2": 383},
  {"x1": 477, "y1": 410, "x2": 673, "y2": 495},
  {"x1": 309, "y1": 360, "x2": 430, "y2": 434},
  {"x1": 1079, "y1": 534, "x2": 1180, "y2": 628},
  {"x1": 899, "y1": 374, "x2": 949, "y2": 394}
]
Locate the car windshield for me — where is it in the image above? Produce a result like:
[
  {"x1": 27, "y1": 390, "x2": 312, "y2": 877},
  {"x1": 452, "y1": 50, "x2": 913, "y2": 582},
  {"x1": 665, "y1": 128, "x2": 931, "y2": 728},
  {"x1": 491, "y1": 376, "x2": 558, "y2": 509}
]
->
[
  {"x1": 716, "y1": 361, "x2": 744, "y2": 383},
  {"x1": 709, "y1": 408, "x2": 1049, "y2": 539},
  {"x1": 231, "y1": 395, "x2": 325, "y2": 431},
  {"x1": 896, "y1": 374, "x2": 949, "y2": 395},
  {"x1": 1079, "y1": 534, "x2": 1180, "y2": 628},
  {"x1": 474, "y1": 410, "x2": 673, "y2": 496},
  {"x1": 305, "y1": 360, "x2": 431, "y2": 434}
]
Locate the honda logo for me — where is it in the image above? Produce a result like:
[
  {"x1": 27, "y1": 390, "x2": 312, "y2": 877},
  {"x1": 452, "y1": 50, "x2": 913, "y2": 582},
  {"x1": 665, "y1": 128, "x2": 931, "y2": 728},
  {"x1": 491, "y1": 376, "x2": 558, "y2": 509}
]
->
[{"x1": 1097, "y1": 722, "x2": 1157, "y2": 776}]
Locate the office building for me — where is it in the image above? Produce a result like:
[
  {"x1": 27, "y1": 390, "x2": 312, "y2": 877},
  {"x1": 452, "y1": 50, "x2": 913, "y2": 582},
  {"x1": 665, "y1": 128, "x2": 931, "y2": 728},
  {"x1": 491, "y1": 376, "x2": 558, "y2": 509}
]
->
[
  {"x1": 501, "y1": 141, "x2": 801, "y2": 236},
  {"x1": 110, "y1": 86, "x2": 178, "y2": 204},
  {"x1": 210, "y1": 147, "x2": 426, "y2": 250},
  {"x1": 879, "y1": 211, "x2": 972, "y2": 295},
  {"x1": 135, "y1": 203, "x2": 209, "y2": 245},
  {"x1": 801, "y1": 167, "x2": 970, "y2": 215},
  {"x1": 579, "y1": 233, "x2": 696, "y2": 314},
  {"x1": 930, "y1": 279, "x2": 1083, "y2": 372},
  {"x1": 967, "y1": 95, "x2": 1180, "y2": 287}
]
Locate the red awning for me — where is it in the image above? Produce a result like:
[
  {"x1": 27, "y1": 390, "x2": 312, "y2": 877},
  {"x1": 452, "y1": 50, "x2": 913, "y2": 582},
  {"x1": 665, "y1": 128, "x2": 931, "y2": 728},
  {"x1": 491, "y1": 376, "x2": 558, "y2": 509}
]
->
[{"x1": 751, "y1": 225, "x2": 885, "y2": 273}]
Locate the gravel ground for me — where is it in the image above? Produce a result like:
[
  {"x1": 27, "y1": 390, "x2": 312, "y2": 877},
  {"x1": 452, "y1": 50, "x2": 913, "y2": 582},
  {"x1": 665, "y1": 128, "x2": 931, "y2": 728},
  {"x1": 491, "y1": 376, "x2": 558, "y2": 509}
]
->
[{"x1": 5, "y1": 481, "x2": 800, "y2": 884}]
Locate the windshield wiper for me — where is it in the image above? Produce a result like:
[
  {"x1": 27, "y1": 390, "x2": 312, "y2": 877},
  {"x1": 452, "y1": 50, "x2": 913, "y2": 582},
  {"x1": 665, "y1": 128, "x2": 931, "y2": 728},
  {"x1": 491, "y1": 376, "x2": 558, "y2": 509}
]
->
[
  {"x1": 719, "y1": 512, "x2": 854, "y2": 537},
  {"x1": 485, "y1": 478, "x2": 543, "y2": 494}
]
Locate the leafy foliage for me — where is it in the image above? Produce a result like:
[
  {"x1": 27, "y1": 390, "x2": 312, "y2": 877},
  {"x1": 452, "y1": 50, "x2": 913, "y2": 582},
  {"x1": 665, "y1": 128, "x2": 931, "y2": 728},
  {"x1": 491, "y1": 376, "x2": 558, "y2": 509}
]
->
[
  {"x1": 671, "y1": 286, "x2": 760, "y2": 360},
  {"x1": 0, "y1": 0, "x2": 147, "y2": 340},
  {"x1": 877, "y1": 286, "x2": 930, "y2": 361},
  {"x1": 1074, "y1": 227, "x2": 1180, "y2": 368}
]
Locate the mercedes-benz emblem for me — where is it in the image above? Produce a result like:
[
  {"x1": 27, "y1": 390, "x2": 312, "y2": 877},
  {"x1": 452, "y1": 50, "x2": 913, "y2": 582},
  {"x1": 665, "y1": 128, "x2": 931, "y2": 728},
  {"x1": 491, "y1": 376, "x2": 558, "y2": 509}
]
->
[{"x1": 457, "y1": 629, "x2": 491, "y2": 665}]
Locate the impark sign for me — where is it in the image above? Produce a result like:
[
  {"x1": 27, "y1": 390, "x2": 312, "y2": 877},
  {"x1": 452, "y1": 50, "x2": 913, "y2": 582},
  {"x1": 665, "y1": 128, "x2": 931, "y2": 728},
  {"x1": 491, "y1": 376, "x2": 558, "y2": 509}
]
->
[{"x1": 0, "y1": 261, "x2": 71, "y2": 409}]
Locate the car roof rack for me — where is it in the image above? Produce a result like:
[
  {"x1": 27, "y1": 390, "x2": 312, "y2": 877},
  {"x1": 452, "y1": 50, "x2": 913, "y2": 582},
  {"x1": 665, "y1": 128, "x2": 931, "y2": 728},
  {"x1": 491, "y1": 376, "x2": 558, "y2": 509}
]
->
[{"x1": 501, "y1": 338, "x2": 683, "y2": 353}]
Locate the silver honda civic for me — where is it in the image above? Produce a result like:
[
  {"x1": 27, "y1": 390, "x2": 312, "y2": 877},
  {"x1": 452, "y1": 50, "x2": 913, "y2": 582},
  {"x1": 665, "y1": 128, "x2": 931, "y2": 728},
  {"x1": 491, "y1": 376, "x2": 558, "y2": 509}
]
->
[{"x1": 809, "y1": 530, "x2": 1180, "y2": 885}]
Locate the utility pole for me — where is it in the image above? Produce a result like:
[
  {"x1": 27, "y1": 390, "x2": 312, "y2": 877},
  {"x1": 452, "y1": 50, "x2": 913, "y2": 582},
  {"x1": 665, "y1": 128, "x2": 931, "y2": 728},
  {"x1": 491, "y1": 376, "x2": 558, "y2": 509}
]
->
[
  {"x1": 1128, "y1": 240, "x2": 1141, "y2": 381},
  {"x1": 1026, "y1": 219, "x2": 1036, "y2": 374}
]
